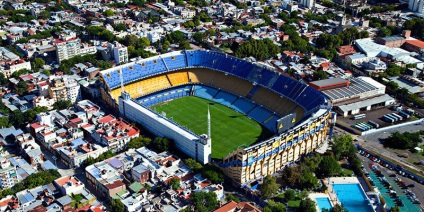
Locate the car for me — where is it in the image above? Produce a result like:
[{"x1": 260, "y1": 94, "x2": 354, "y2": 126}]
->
[
  {"x1": 408, "y1": 184, "x2": 415, "y2": 187},
  {"x1": 389, "y1": 174, "x2": 397, "y2": 177}
]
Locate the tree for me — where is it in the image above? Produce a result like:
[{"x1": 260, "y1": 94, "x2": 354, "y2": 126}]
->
[
  {"x1": 260, "y1": 175, "x2": 279, "y2": 199},
  {"x1": 264, "y1": 200, "x2": 286, "y2": 212},
  {"x1": 179, "y1": 40, "x2": 191, "y2": 50},
  {"x1": 169, "y1": 178, "x2": 180, "y2": 190},
  {"x1": 15, "y1": 81, "x2": 28, "y2": 95},
  {"x1": 110, "y1": 199, "x2": 125, "y2": 212},
  {"x1": 225, "y1": 193, "x2": 239, "y2": 203},
  {"x1": 153, "y1": 137, "x2": 171, "y2": 152},
  {"x1": 185, "y1": 158, "x2": 203, "y2": 173},
  {"x1": 299, "y1": 198, "x2": 317, "y2": 212},
  {"x1": 39, "y1": 10, "x2": 51, "y2": 19},
  {"x1": 234, "y1": 39, "x2": 280, "y2": 60},
  {"x1": 284, "y1": 188, "x2": 296, "y2": 201},
  {"x1": 313, "y1": 70, "x2": 328, "y2": 81},
  {"x1": 0, "y1": 116, "x2": 9, "y2": 128},
  {"x1": 0, "y1": 73, "x2": 7, "y2": 85},
  {"x1": 384, "y1": 131, "x2": 423, "y2": 149},
  {"x1": 280, "y1": 166, "x2": 301, "y2": 187},
  {"x1": 317, "y1": 155, "x2": 342, "y2": 177},
  {"x1": 31, "y1": 58, "x2": 45, "y2": 71},
  {"x1": 303, "y1": 154, "x2": 322, "y2": 172},
  {"x1": 104, "y1": 9, "x2": 114, "y2": 17},
  {"x1": 330, "y1": 134, "x2": 356, "y2": 160},
  {"x1": 300, "y1": 171, "x2": 319, "y2": 189},
  {"x1": 114, "y1": 23, "x2": 126, "y2": 32},
  {"x1": 386, "y1": 64, "x2": 406, "y2": 77},
  {"x1": 191, "y1": 191, "x2": 218, "y2": 212},
  {"x1": 200, "y1": 165, "x2": 225, "y2": 184},
  {"x1": 127, "y1": 136, "x2": 152, "y2": 149},
  {"x1": 330, "y1": 204, "x2": 348, "y2": 212},
  {"x1": 378, "y1": 27, "x2": 392, "y2": 37},
  {"x1": 10, "y1": 110, "x2": 25, "y2": 126},
  {"x1": 53, "y1": 100, "x2": 72, "y2": 110}
]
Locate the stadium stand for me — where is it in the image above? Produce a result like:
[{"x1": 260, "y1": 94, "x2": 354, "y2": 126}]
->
[
  {"x1": 251, "y1": 87, "x2": 300, "y2": 118},
  {"x1": 213, "y1": 91, "x2": 239, "y2": 107},
  {"x1": 193, "y1": 85, "x2": 219, "y2": 100},
  {"x1": 211, "y1": 71, "x2": 254, "y2": 96},
  {"x1": 188, "y1": 68, "x2": 218, "y2": 85},
  {"x1": 138, "y1": 86, "x2": 192, "y2": 106},
  {"x1": 167, "y1": 71, "x2": 189, "y2": 86},
  {"x1": 247, "y1": 106, "x2": 274, "y2": 123},
  {"x1": 110, "y1": 75, "x2": 172, "y2": 100},
  {"x1": 231, "y1": 98, "x2": 257, "y2": 114},
  {"x1": 163, "y1": 54, "x2": 187, "y2": 70},
  {"x1": 102, "y1": 50, "x2": 328, "y2": 122}
]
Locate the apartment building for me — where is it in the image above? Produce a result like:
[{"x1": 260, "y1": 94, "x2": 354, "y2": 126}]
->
[
  {"x1": 0, "y1": 158, "x2": 18, "y2": 190},
  {"x1": 55, "y1": 31, "x2": 96, "y2": 63},
  {"x1": 48, "y1": 77, "x2": 81, "y2": 103}
]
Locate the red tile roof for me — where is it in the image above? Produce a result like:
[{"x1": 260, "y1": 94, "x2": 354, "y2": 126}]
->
[{"x1": 406, "y1": 39, "x2": 424, "y2": 48}]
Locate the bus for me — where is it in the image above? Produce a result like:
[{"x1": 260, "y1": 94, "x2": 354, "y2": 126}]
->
[
  {"x1": 383, "y1": 115, "x2": 395, "y2": 123},
  {"x1": 391, "y1": 113, "x2": 403, "y2": 121},
  {"x1": 386, "y1": 114, "x2": 398, "y2": 122},
  {"x1": 399, "y1": 111, "x2": 410, "y2": 119},
  {"x1": 368, "y1": 120, "x2": 379, "y2": 128},
  {"x1": 353, "y1": 114, "x2": 366, "y2": 120}
]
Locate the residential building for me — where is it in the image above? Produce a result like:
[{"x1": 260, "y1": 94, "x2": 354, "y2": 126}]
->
[
  {"x1": 299, "y1": 0, "x2": 314, "y2": 8},
  {"x1": 409, "y1": 0, "x2": 424, "y2": 13},
  {"x1": 54, "y1": 176, "x2": 85, "y2": 195},
  {"x1": 48, "y1": 76, "x2": 82, "y2": 103},
  {"x1": 0, "y1": 158, "x2": 18, "y2": 190},
  {"x1": 55, "y1": 31, "x2": 96, "y2": 63},
  {"x1": 0, "y1": 47, "x2": 31, "y2": 78},
  {"x1": 214, "y1": 201, "x2": 262, "y2": 212},
  {"x1": 57, "y1": 138, "x2": 108, "y2": 168},
  {"x1": 91, "y1": 115, "x2": 140, "y2": 152},
  {"x1": 33, "y1": 96, "x2": 55, "y2": 110}
]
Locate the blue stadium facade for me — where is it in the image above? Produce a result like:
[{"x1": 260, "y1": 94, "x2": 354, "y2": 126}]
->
[{"x1": 100, "y1": 50, "x2": 333, "y2": 185}]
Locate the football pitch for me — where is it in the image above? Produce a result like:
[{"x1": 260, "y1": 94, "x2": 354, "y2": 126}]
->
[{"x1": 151, "y1": 96, "x2": 272, "y2": 159}]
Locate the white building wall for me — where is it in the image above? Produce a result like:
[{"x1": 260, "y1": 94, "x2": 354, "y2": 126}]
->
[{"x1": 119, "y1": 96, "x2": 211, "y2": 164}]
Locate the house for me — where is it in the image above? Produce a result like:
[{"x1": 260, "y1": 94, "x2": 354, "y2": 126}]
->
[{"x1": 54, "y1": 176, "x2": 85, "y2": 195}]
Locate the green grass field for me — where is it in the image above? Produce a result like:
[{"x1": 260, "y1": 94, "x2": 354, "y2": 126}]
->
[{"x1": 151, "y1": 96, "x2": 272, "y2": 159}]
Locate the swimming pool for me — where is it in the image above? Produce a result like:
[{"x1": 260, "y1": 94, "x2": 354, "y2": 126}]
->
[
  {"x1": 316, "y1": 197, "x2": 332, "y2": 211},
  {"x1": 332, "y1": 184, "x2": 374, "y2": 212}
]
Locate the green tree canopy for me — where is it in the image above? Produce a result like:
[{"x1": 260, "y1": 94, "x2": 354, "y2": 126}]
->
[
  {"x1": 330, "y1": 134, "x2": 356, "y2": 160},
  {"x1": 313, "y1": 70, "x2": 328, "y2": 81},
  {"x1": 169, "y1": 178, "x2": 180, "y2": 190},
  {"x1": 184, "y1": 158, "x2": 203, "y2": 173},
  {"x1": 264, "y1": 200, "x2": 286, "y2": 212},
  {"x1": 234, "y1": 39, "x2": 280, "y2": 60},
  {"x1": 384, "y1": 131, "x2": 423, "y2": 149},
  {"x1": 190, "y1": 191, "x2": 218, "y2": 212},
  {"x1": 260, "y1": 175, "x2": 279, "y2": 199},
  {"x1": 299, "y1": 198, "x2": 317, "y2": 212},
  {"x1": 317, "y1": 155, "x2": 342, "y2": 177},
  {"x1": 110, "y1": 199, "x2": 125, "y2": 212},
  {"x1": 225, "y1": 193, "x2": 240, "y2": 203}
]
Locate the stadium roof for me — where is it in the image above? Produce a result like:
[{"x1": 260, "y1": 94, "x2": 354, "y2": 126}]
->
[
  {"x1": 309, "y1": 78, "x2": 348, "y2": 87},
  {"x1": 322, "y1": 77, "x2": 380, "y2": 101}
]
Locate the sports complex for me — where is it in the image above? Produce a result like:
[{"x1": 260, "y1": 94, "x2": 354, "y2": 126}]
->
[{"x1": 99, "y1": 50, "x2": 333, "y2": 185}]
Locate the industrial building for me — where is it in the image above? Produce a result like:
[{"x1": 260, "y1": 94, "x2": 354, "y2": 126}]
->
[{"x1": 312, "y1": 77, "x2": 396, "y2": 117}]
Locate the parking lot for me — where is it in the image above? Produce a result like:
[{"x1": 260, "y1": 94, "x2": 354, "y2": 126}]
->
[
  {"x1": 358, "y1": 151, "x2": 424, "y2": 212},
  {"x1": 336, "y1": 107, "x2": 417, "y2": 134}
]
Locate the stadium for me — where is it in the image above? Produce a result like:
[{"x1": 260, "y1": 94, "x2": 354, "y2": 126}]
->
[{"x1": 99, "y1": 50, "x2": 333, "y2": 185}]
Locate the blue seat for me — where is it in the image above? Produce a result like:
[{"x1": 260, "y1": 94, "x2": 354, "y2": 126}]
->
[
  {"x1": 231, "y1": 98, "x2": 256, "y2": 114},
  {"x1": 248, "y1": 106, "x2": 273, "y2": 123},
  {"x1": 213, "y1": 91, "x2": 238, "y2": 107},
  {"x1": 193, "y1": 85, "x2": 219, "y2": 100}
]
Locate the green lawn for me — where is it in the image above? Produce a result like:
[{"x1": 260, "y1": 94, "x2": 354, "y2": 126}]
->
[{"x1": 151, "y1": 96, "x2": 271, "y2": 159}]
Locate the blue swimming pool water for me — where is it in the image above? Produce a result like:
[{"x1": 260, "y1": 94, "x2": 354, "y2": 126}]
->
[
  {"x1": 332, "y1": 184, "x2": 374, "y2": 212},
  {"x1": 316, "y1": 197, "x2": 332, "y2": 211}
]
